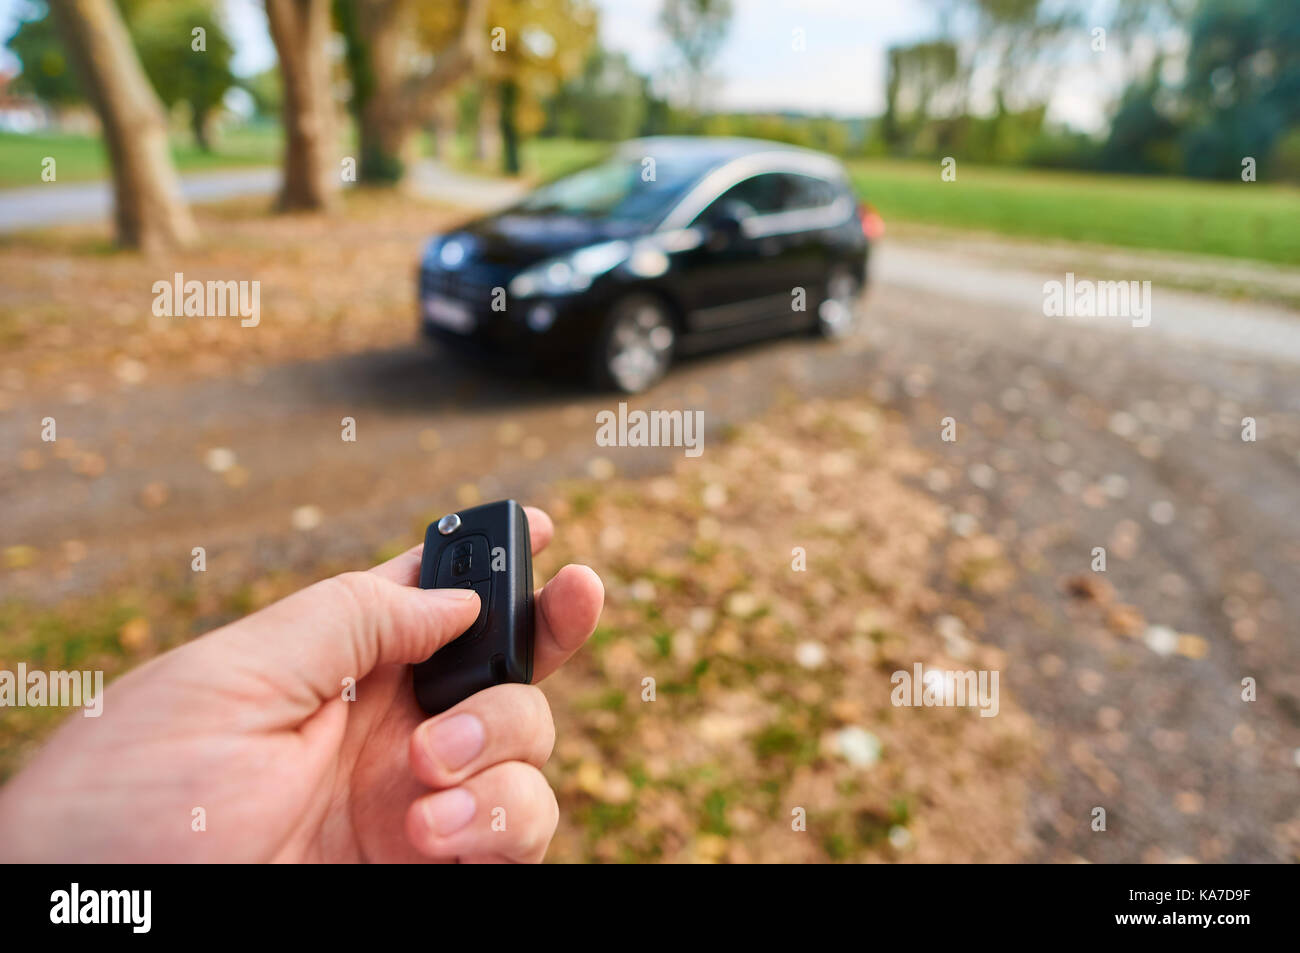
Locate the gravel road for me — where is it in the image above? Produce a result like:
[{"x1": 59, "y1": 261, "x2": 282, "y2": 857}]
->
[{"x1": 2, "y1": 219, "x2": 1298, "y2": 860}]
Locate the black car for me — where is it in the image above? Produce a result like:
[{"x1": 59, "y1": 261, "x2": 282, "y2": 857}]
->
[{"x1": 418, "y1": 136, "x2": 883, "y2": 393}]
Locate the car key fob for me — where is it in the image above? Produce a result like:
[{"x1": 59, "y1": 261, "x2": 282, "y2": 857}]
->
[{"x1": 413, "y1": 499, "x2": 534, "y2": 715}]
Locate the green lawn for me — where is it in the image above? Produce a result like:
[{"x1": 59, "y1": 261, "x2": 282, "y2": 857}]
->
[
  {"x1": 0, "y1": 125, "x2": 284, "y2": 188},
  {"x1": 847, "y1": 158, "x2": 1300, "y2": 265},
  {"x1": 442, "y1": 134, "x2": 610, "y2": 183}
]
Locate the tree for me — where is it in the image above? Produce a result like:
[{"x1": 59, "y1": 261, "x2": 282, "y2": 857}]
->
[
  {"x1": 658, "y1": 0, "x2": 732, "y2": 119},
  {"x1": 9, "y1": 4, "x2": 84, "y2": 109},
  {"x1": 482, "y1": 0, "x2": 598, "y2": 173},
  {"x1": 14, "y1": 1, "x2": 236, "y2": 150},
  {"x1": 128, "y1": 0, "x2": 236, "y2": 151},
  {"x1": 47, "y1": 0, "x2": 197, "y2": 251},
  {"x1": 882, "y1": 41, "x2": 960, "y2": 153},
  {"x1": 265, "y1": 0, "x2": 338, "y2": 210},
  {"x1": 1178, "y1": 0, "x2": 1300, "y2": 178},
  {"x1": 337, "y1": 0, "x2": 488, "y2": 184},
  {"x1": 547, "y1": 48, "x2": 649, "y2": 142}
]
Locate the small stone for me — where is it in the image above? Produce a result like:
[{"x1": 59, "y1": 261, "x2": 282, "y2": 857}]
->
[
  {"x1": 701, "y1": 483, "x2": 727, "y2": 509},
  {"x1": 1143, "y1": 625, "x2": 1178, "y2": 657},
  {"x1": 1108, "y1": 411, "x2": 1139, "y2": 438},
  {"x1": 204, "y1": 447, "x2": 236, "y2": 473},
  {"x1": 725, "y1": 591, "x2": 759, "y2": 618},
  {"x1": 291, "y1": 505, "x2": 323, "y2": 531},
  {"x1": 950, "y1": 513, "x2": 978, "y2": 537},
  {"x1": 795, "y1": 641, "x2": 826, "y2": 669},
  {"x1": 1149, "y1": 500, "x2": 1176, "y2": 525},
  {"x1": 836, "y1": 727, "x2": 881, "y2": 768}
]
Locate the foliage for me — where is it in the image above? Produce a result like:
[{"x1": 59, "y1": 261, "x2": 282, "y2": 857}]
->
[
  {"x1": 658, "y1": 0, "x2": 732, "y2": 112},
  {"x1": 126, "y1": 0, "x2": 236, "y2": 149},
  {"x1": 6, "y1": 0, "x2": 235, "y2": 150},
  {"x1": 545, "y1": 48, "x2": 649, "y2": 142},
  {"x1": 8, "y1": 2, "x2": 81, "y2": 106}
]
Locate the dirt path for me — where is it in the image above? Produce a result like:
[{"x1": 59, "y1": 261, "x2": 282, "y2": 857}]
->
[{"x1": 2, "y1": 240, "x2": 1298, "y2": 861}]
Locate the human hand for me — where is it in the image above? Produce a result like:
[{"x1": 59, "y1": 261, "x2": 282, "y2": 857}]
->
[{"x1": 0, "y1": 506, "x2": 603, "y2": 863}]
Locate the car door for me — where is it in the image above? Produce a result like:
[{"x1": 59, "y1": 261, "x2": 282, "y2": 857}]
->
[
  {"x1": 673, "y1": 173, "x2": 794, "y2": 334},
  {"x1": 753, "y1": 173, "x2": 839, "y2": 322}
]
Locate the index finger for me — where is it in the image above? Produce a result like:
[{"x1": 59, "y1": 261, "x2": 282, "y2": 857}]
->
[{"x1": 369, "y1": 505, "x2": 554, "y2": 585}]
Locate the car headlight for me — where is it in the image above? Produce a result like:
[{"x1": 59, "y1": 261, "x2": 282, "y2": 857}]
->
[
  {"x1": 509, "y1": 240, "x2": 630, "y2": 298},
  {"x1": 421, "y1": 236, "x2": 445, "y2": 268},
  {"x1": 421, "y1": 235, "x2": 472, "y2": 269}
]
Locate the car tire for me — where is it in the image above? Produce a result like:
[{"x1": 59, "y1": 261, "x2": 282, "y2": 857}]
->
[
  {"x1": 589, "y1": 293, "x2": 676, "y2": 393},
  {"x1": 814, "y1": 264, "x2": 862, "y2": 339}
]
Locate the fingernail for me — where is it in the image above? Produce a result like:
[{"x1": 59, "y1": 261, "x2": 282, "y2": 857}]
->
[
  {"x1": 423, "y1": 788, "x2": 476, "y2": 836},
  {"x1": 427, "y1": 587, "x2": 477, "y2": 601},
  {"x1": 424, "y1": 714, "x2": 485, "y2": 771}
]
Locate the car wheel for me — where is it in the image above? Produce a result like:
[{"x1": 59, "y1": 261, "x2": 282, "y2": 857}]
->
[
  {"x1": 815, "y1": 265, "x2": 861, "y2": 339},
  {"x1": 591, "y1": 294, "x2": 676, "y2": 393}
]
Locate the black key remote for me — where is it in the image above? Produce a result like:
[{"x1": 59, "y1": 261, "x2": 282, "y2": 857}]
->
[{"x1": 413, "y1": 499, "x2": 534, "y2": 715}]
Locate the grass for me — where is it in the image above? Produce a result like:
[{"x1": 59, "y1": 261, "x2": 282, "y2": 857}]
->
[
  {"x1": 847, "y1": 157, "x2": 1300, "y2": 265},
  {"x1": 0, "y1": 124, "x2": 285, "y2": 189},
  {"x1": 444, "y1": 134, "x2": 611, "y2": 183}
]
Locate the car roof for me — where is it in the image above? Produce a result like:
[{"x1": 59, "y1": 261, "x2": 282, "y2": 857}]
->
[
  {"x1": 625, "y1": 138, "x2": 851, "y2": 230},
  {"x1": 617, "y1": 136, "x2": 835, "y2": 165}
]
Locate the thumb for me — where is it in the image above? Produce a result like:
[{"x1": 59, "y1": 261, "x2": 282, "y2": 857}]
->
[{"x1": 211, "y1": 571, "x2": 480, "y2": 710}]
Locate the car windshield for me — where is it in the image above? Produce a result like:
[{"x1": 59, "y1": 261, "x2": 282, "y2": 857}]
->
[{"x1": 517, "y1": 155, "x2": 712, "y2": 224}]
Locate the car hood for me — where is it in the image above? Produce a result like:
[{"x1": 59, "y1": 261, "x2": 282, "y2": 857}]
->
[{"x1": 441, "y1": 211, "x2": 645, "y2": 271}]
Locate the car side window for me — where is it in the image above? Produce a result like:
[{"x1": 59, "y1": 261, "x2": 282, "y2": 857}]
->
[
  {"x1": 779, "y1": 173, "x2": 837, "y2": 211},
  {"x1": 697, "y1": 173, "x2": 785, "y2": 222}
]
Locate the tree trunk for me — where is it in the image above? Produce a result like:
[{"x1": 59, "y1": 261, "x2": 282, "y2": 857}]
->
[
  {"x1": 499, "y1": 79, "x2": 520, "y2": 175},
  {"x1": 351, "y1": 0, "x2": 412, "y2": 182},
  {"x1": 265, "y1": 0, "x2": 338, "y2": 211},
  {"x1": 432, "y1": 96, "x2": 457, "y2": 162},
  {"x1": 49, "y1": 0, "x2": 196, "y2": 252},
  {"x1": 475, "y1": 84, "x2": 501, "y2": 166},
  {"x1": 346, "y1": 0, "x2": 488, "y2": 186},
  {"x1": 191, "y1": 107, "x2": 213, "y2": 152}
]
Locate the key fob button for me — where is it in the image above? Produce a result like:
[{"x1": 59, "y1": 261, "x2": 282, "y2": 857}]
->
[{"x1": 433, "y1": 533, "x2": 491, "y2": 586}]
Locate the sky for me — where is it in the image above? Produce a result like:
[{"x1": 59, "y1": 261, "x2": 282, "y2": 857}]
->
[{"x1": 0, "y1": 0, "x2": 1119, "y2": 132}]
